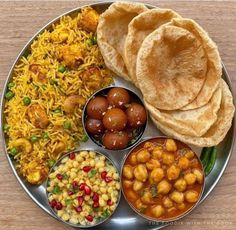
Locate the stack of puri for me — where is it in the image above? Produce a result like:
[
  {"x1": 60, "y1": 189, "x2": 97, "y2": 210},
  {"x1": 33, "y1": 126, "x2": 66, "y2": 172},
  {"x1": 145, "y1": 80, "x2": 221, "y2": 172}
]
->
[{"x1": 97, "y1": 1, "x2": 235, "y2": 147}]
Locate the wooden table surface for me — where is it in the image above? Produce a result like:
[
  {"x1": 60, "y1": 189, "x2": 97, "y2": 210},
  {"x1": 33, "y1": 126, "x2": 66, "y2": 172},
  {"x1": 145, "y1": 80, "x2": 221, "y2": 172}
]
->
[{"x1": 0, "y1": 1, "x2": 235, "y2": 229}]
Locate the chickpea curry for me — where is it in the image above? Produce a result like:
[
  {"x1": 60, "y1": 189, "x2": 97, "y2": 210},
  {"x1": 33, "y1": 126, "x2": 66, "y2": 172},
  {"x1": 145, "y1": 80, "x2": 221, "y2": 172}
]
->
[{"x1": 122, "y1": 138, "x2": 204, "y2": 220}]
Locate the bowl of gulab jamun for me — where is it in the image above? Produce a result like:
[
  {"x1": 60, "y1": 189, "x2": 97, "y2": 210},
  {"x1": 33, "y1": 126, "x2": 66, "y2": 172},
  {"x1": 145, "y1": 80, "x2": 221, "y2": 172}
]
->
[{"x1": 83, "y1": 87, "x2": 147, "y2": 150}]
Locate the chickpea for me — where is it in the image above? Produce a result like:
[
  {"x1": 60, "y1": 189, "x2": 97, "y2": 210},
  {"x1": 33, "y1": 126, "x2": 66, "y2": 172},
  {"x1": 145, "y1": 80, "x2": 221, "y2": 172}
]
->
[
  {"x1": 89, "y1": 159, "x2": 95, "y2": 167},
  {"x1": 130, "y1": 154, "x2": 137, "y2": 165},
  {"x1": 100, "y1": 155, "x2": 106, "y2": 161},
  {"x1": 149, "y1": 168, "x2": 164, "y2": 183},
  {"x1": 100, "y1": 187, "x2": 106, "y2": 193},
  {"x1": 99, "y1": 198, "x2": 106, "y2": 207},
  {"x1": 178, "y1": 156, "x2": 190, "y2": 169},
  {"x1": 152, "y1": 146, "x2": 163, "y2": 159},
  {"x1": 190, "y1": 158, "x2": 199, "y2": 168},
  {"x1": 163, "y1": 196, "x2": 173, "y2": 208},
  {"x1": 146, "y1": 159, "x2": 160, "y2": 170},
  {"x1": 184, "y1": 150, "x2": 194, "y2": 159},
  {"x1": 143, "y1": 141, "x2": 155, "y2": 151},
  {"x1": 174, "y1": 178, "x2": 187, "y2": 192},
  {"x1": 76, "y1": 155, "x2": 83, "y2": 162},
  {"x1": 184, "y1": 173, "x2": 197, "y2": 185},
  {"x1": 135, "y1": 199, "x2": 147, "y2": 210},
  {"x1": 80, "y1": 151, "x2": 87, "y2": 158},
  {"x1": 177, "y1": 203, "x2": 186, "y2": 210},
  {"x1": 157, "y1": 180, "x2": 172, "y2": 194},
  {"x1": 69, "y1": 216, "x2": 79, "y2": 224},
  {"x1": 101, "y1": 194, "x2": 109, "y2": 201},
  {"x1": 165, "y1": 139, "x2": 177, "y2": 152},
  {"x1": 185, "y1": 190, "x2": 199, "y2": 203},
  {"x1": 61, "y1": 213, "x2": 70, "y2": 221},
  {"x1": 123, "y1": 165, "x2": 134, "y2": 179},
  {"x1": 96, "y1": 160, "x2": 105, "y2": 168},
  {"x1": 89, "y1": 151, "x2": 96, "y2": 158},
  {"x1": 170, "y1": 191, "x2": 184, "y2": 204},
  {"x1": 162, "y1": 152, "x2": 175, "y2": 165},
  {"x1": 116, "y1": 182, "x2": 120, "y2": 190},
  {"x1": 151, "y1": 205, "x2": 165, "y2": 218},
  {"x1": 167, "y1": 165, "x2": 181, "y2": 180},
  {"x1": 113, "y1": 173, "x2": 119, "y2": 180},
  {"x1": 133, "y1": 180, "x2": 144, "y2": 192},
  {"x1": 141, "y1": 191, "x2": 153, "y2": 204},
  {"x1": 133, "y1": 164, "x2": 148, "y2": 182},
  {"x1": 72, "y1": 161, "x2": 79, "y2": 167},
  {"x1": 123, "y1": 180, "x2": 133, "y2": 188},
  {"x1": 136, "y1": 149, "x2": 151, "y2": 163},
  {"x1": 126, "y1": 190, "x2": 138, "y2": 201},
  {"x1": 57, "y1": 210, "x2": 64, "y2": 218},
  {"x1": 193, "y1": 169, "x2": 204, "y2": 184}
]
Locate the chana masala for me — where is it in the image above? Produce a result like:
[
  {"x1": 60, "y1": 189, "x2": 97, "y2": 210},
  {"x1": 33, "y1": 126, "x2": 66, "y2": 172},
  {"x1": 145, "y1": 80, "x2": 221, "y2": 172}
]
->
[{"x1": 122, "y1": 138, "x2": 204, "y2": 220}]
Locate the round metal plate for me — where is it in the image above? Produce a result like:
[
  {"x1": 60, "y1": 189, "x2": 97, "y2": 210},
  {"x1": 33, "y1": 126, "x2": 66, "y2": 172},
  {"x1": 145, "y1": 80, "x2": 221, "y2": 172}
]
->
[{"x1": 0, "y1": 2, "x2": 235, "y2": 230}]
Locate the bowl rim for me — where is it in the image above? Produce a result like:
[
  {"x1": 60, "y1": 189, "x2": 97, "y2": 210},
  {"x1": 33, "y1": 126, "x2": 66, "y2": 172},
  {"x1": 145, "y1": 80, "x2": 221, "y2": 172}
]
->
[
  {"x1": 120, "y1": 136, "x2": 206, "y2": 223},
  {"x1": 82, "y1": 85, "x2": 148, "y2": 151},
  {"x1": 45, "y1": 149, "x2": 122, "y2": 228}
]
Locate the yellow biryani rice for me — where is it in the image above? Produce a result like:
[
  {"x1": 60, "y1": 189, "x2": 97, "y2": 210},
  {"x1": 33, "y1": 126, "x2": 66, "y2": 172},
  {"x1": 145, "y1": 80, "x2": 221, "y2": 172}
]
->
[{"x1": 3, "y1": 7, "x2": 113, "y2": 184}]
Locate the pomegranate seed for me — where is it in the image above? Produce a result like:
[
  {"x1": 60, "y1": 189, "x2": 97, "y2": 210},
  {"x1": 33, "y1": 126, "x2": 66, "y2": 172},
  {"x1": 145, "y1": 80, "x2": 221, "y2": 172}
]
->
[
  {"x1": 83, "y1": 166, "x2": 92, "y2": 172},
  {"x1": 78, "y1": 196, "x2": 84, "y2": 205},
  {"x1": 93, "y1": 201, "x2": 99, "y2": 208},
  {"x1": 105, "y1": 176, "x2": 113, "y2": 183},
  {"x1": 50, "y1": 199, "x2": 57, "y2": 208},
  {"x1": 107, "y1": 199, "x2": 112, "y2": 206},
  {"x1": 92, "y1": 192, "x2": 99, "y2": 202},
  {"x1": 101, "y1": 171, "x2": 107, "y2": 179},
  {"x1": 56, "y1": 173, "x2": 63, "y2": 181},
  {"x1": 86, "y1": 215, "x2": 93, "y2": 222},
  {"x1": 84, "y1": 185, "x2": 91, "y2": 195},
  {"x1": 75, "y1": 206, "x2": 82, "y2": 213},
  {"x1": 68, "y1": 191, "x2": 74, "y2": 196},
  {"x1": 79, "y1": 183, "x2": 86, "y2": 191},
  {"x1": 69, "y1": 152, "x2": 75, "y2": 160},
  {"x1": 55, "y1": 202, "x2": 63, "y2": 210},
  {"x1": 72, "y1": 181, "x2": 78, "y2": 188}
]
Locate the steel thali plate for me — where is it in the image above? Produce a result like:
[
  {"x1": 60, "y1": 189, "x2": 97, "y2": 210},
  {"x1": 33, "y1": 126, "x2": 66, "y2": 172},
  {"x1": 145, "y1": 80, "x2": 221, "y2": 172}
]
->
[{"x1": 0, "y1": 2, "x2": 235, "y2": 230}]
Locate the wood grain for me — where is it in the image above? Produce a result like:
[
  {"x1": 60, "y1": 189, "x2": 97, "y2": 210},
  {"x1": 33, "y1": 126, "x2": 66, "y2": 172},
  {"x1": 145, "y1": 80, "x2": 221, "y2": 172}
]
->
[{"x1": 0, "y1": 1, "x2": 235, "y2": 230}]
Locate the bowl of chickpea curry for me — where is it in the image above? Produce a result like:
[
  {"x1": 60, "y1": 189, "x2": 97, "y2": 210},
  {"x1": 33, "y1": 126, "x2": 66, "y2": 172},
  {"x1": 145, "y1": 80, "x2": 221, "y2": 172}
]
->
[
  {"x1": 122, "y1": 137, "x2": 205, "y2": 221},
  {"x1": 46, "y1": 150, "x2": 121, "y2": 227}
]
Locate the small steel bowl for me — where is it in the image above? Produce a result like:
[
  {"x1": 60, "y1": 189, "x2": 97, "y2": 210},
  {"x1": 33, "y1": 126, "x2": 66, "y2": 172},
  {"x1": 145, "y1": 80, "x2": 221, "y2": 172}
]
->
[
  {"x1": 46, "y1": 149, "x2": 121, "y2": 228},
  {"x1": 121, "y1": 136, "x2": 205, "y2": 223},
  {"x1": 82, "y1": 86, "x2": 147, "y2": 151}
]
